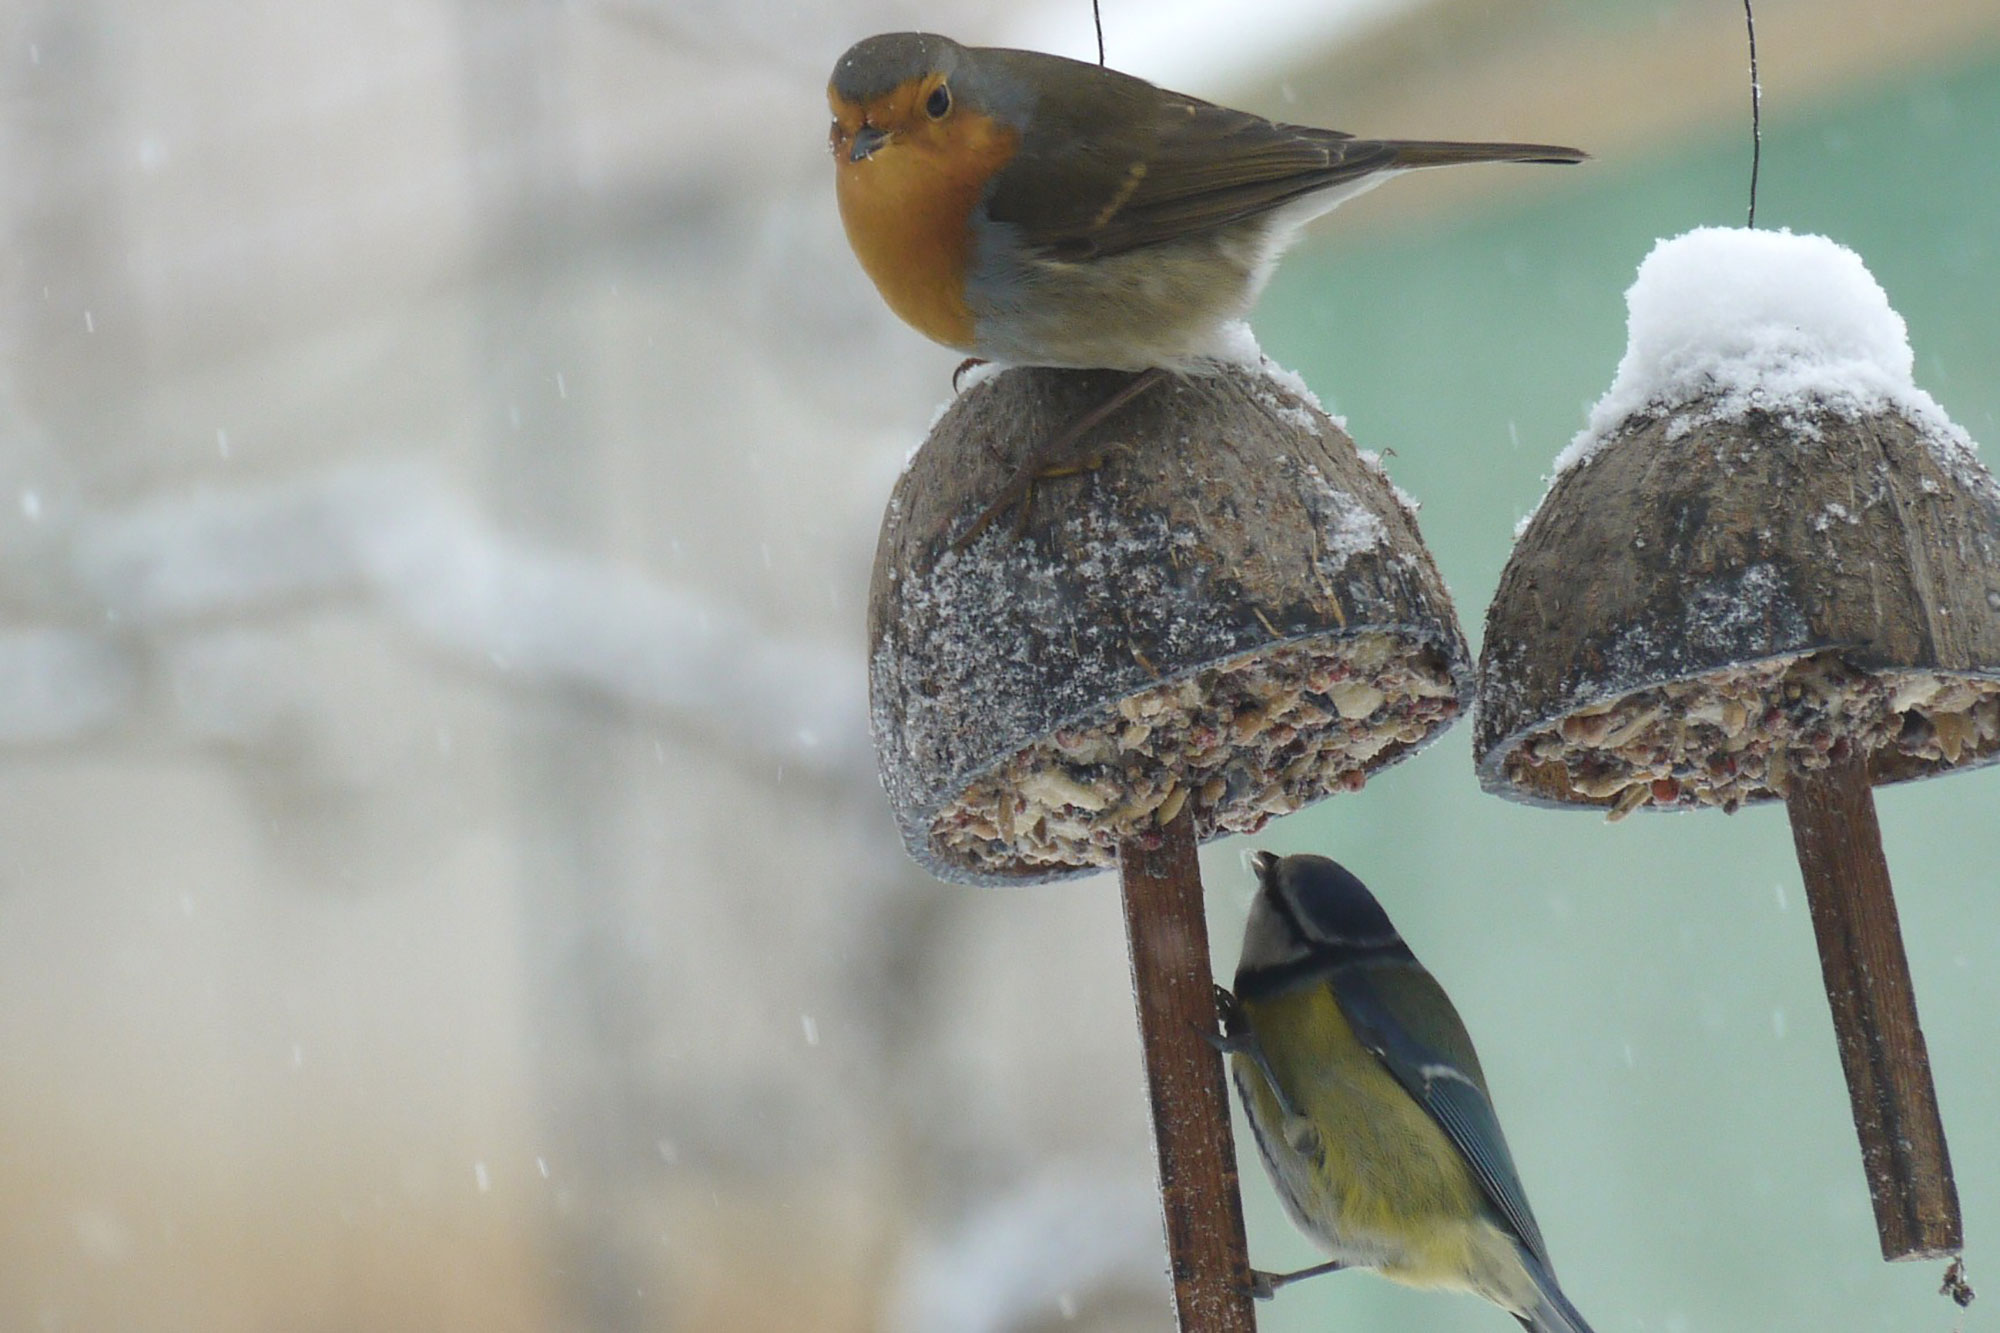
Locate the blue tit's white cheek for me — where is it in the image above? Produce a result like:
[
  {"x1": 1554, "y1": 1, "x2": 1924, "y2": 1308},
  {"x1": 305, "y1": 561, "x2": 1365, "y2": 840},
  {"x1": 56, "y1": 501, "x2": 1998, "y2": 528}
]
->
[{"x1": 1236, "y1": 896, "x2": 1307, "y2": 974}]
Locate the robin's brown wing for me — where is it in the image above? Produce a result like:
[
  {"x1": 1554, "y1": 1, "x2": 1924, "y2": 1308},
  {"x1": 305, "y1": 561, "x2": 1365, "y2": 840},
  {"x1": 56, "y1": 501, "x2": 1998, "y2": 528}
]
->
[{"x1": 978, "y1": 52, "x2": 1396, "y2": 262}]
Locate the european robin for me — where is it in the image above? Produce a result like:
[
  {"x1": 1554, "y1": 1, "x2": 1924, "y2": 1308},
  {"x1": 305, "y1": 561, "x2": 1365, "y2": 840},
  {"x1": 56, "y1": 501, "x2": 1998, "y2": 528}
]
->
[{"x1": 827, "y1": 31, "x2": 1585, "y2": 371}]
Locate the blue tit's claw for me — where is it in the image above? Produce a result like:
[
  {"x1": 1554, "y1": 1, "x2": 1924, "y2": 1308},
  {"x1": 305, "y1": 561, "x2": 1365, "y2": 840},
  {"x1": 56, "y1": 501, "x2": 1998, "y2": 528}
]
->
[
  {"x1": 1204, "y1": 985, "x2": 1255, "y2": 1055},
  {"x1": 1203, "y1": 1024, "x2": 1254, "y2": 1057},
  {"x1": 1211, "y1": 984, "x2": 1310, "y2": 1122},
  {"x1": 1214, "y1": 984, "x2": 1248, "y2": 1036},
  {"x1": 1254, "y1": 1258, "x2": 1350, "y2": 1298}
]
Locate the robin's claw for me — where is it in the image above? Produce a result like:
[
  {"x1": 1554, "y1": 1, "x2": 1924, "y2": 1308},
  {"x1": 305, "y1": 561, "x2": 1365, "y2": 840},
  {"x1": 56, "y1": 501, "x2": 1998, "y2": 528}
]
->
[
  {"x1": 950, "y1": 473, "x2": 1036, "y2": 551},
  {"x1": 945, "y1": 370, "x2": 1166, "y2": 551}
]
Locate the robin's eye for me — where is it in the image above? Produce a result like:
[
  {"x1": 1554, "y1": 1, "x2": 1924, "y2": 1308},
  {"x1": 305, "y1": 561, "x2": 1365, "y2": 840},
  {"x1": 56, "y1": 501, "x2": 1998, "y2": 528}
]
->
[{"x1": 925, "y1": 84, "x2": 951, "y2": 119}]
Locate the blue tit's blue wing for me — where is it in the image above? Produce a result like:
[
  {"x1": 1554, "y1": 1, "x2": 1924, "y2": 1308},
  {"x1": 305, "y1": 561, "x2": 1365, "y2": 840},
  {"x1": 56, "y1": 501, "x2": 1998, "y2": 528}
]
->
[
  {"x1": 1518, "y1": 1247, "x2": 1598, "y2": 1333},
  {"x1": 1330, "y1": 959, "x2": 1553, "y2": 1270}
]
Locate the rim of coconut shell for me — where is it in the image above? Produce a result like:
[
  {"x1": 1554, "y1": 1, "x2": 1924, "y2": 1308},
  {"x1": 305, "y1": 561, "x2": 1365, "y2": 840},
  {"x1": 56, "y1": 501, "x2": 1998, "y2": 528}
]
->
[
  {"x1": 1476, "y1": 646, "x2": 2000, "y2": 813},
  {"x1": 900, "y1": 621, "x2": 1474, "y2": 885}
]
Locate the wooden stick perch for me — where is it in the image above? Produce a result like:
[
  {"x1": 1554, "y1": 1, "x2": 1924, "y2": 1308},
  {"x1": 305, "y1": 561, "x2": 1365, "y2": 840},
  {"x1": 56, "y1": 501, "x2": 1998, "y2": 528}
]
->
[
  {"x1": 1120, "y1": 808, "x2": 1257, "y2": 1330},
  {"x1": 1785, "y1": 754, "x2": 1960, "y2": 1260}
]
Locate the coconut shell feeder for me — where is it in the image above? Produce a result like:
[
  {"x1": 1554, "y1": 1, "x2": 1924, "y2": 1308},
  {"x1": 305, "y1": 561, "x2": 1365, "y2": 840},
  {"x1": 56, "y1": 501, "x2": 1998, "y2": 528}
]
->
[
  {"x1": 869, "y1": 360, "x2": 1472, "y2": 1328},
  {"x1": 1478, "y1": 229, "x2": 1997, "y2": 1271}
]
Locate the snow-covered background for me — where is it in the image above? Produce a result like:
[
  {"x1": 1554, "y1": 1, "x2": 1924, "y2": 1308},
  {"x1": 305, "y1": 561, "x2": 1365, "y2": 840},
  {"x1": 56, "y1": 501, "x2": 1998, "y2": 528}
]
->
[{"x1": 2, "y1": 2, "x2": 1996, "y2": 1331}]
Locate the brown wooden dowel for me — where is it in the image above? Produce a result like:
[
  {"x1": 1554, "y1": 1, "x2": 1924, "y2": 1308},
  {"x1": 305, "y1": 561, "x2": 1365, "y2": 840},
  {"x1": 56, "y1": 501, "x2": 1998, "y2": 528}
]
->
[
  {"x1": 1120, "y1": 809, "x2": 1258, "y2": 1330},
  {"x1": 1785, "y1": 751, "x2": 1961, "y2": 1261}
]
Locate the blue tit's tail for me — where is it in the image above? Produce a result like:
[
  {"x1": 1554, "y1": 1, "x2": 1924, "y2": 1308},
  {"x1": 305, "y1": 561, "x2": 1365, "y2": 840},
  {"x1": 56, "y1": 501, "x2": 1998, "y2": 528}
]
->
[{"x1": 1514, "y1": 1247, "x2": 1597, "y2": 1333}]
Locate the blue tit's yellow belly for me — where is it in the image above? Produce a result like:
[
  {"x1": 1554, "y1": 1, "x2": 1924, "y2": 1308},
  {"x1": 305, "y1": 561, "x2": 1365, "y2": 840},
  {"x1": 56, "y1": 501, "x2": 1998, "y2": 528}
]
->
[{"x1": 1233, "y1": 984, "x2": 1531, "y2": 1303}]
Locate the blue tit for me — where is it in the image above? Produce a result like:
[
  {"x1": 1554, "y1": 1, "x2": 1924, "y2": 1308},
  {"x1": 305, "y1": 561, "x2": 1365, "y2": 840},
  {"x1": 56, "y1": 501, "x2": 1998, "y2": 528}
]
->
[{"x1": 1213, "y1": 850, "x2": 1596, "y2": 1333}]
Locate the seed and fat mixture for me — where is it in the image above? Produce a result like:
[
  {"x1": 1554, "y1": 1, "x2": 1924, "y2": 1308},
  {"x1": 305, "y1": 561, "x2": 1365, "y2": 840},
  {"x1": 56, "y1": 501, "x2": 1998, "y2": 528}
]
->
[
  {"x1": 935, "y1": 632, "x2": 1460, "y2": 871},
  {"x1": 1503, "y1": 652, "x2": 2000, "y2": 817}
]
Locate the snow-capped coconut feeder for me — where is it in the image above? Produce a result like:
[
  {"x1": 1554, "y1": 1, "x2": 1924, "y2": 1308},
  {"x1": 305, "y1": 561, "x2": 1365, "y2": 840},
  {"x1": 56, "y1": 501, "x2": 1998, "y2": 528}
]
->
[
  {"x1": 1478, "y1": 228, "x2": 1998, "y2": 1267},
  {"x1": 869, "y1": 357, "x2": 1472, "y2": 1329}
]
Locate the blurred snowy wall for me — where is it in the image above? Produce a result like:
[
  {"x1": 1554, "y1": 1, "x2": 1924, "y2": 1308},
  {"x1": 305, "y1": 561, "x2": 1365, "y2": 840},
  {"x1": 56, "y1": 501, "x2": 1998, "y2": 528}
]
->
[
  {"x1": 0, "y1": 2, "x2": 1995, "y2": 1331},
  {"x1": 0, "y1": 1, "x2": 1182, "y2": 1328}
]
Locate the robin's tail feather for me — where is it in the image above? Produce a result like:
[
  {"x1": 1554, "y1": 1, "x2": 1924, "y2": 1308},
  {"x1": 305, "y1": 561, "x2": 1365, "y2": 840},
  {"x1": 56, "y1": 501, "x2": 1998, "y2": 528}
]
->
[{"x1": 1384, "y1": 139, "x2": 1588, "y2": 168}]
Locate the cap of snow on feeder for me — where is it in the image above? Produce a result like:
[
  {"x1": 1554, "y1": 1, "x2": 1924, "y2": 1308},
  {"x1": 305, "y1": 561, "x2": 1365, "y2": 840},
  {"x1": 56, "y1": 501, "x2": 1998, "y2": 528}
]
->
[
  {"x1": 869, "y1": 358, "x2": 1472, "y2": 885},
  {"x1": 1479, "y1": 228, "x2": 2000, "y2": 814}
]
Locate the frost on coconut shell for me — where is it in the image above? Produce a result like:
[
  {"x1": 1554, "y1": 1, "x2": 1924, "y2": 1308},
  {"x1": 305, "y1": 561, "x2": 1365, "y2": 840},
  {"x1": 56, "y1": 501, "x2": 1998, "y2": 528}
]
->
[
  {"x1": 1480, "y1": 399, "x2": 2000, "y2": 814},
  {"x1": 1479, "y1": 229, "x2": 1996, "y2": 1266},
  {"x1": 868, "y1": 362, "x2": 1470, "y2": 885}
]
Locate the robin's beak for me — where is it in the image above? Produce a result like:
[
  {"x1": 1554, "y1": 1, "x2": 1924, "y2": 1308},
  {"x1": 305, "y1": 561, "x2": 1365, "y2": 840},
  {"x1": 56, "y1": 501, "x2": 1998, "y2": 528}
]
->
[{"x1": 849, "y1": 124, "x2": 890, "y2": 163}]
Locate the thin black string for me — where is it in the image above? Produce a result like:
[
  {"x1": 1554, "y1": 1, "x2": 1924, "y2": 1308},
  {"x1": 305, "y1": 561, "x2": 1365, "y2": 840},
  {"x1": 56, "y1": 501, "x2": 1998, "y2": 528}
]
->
[
  {"x1": 1093, "y1": 0, "x2": 1106, "y2": 65},
  {"x1": 1744, "y1": 0, "x2": 1762, "y2": 227}
]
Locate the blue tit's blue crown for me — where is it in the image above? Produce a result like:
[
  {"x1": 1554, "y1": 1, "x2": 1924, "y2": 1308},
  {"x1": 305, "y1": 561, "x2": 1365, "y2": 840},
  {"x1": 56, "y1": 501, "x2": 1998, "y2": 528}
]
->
[
  {"x1": 1238, "y1": 853, "x2": 1413, "y2": 997},
  {"x1": 1274, "y1": 854, "x2": 1401, "y2": 948}
]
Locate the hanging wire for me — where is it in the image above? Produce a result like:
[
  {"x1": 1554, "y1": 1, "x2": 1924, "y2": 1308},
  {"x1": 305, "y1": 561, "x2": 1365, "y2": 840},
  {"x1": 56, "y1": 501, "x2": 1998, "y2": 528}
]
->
[
  {"x1": 1744, "y1": 0, "x2": 1762, "y2": 227},
  {"x1": 1093, "y1": 0, "x2": 1106, "y2": 66}
]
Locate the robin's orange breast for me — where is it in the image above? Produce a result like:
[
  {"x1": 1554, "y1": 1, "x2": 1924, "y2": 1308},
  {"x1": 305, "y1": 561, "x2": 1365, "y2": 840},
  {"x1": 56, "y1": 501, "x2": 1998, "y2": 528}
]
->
[{"x1": 835, "y1": 114, "x2": 1019, "y2": 353}]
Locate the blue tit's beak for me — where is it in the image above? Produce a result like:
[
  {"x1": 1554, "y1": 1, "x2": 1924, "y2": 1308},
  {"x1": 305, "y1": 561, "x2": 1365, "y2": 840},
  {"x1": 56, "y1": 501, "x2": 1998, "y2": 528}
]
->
[
  {"x1": 850, "y1": 124, "x2": 890, "y2": 162},
  {"x1": 1249, "y1": 850, "x2": 1280, "y2": 883}
]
